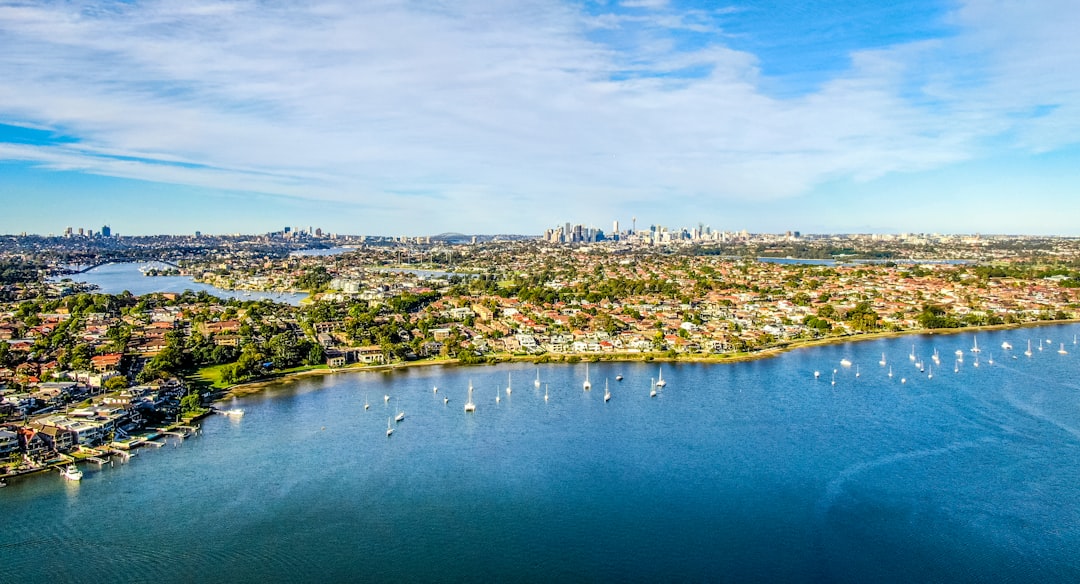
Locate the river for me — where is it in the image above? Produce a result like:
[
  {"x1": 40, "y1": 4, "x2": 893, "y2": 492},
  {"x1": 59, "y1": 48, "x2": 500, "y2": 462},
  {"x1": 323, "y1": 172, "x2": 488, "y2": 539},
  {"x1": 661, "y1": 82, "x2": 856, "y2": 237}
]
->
[{"x1": 3, "y1": 325, "x2": 1079, "y2": 582}]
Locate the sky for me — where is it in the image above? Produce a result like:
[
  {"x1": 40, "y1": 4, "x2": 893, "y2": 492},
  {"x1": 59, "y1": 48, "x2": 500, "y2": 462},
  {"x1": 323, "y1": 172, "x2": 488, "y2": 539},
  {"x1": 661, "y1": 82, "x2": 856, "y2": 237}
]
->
[{"x1": 1, "y1": 0, "x2": 1079, "y2": 237}]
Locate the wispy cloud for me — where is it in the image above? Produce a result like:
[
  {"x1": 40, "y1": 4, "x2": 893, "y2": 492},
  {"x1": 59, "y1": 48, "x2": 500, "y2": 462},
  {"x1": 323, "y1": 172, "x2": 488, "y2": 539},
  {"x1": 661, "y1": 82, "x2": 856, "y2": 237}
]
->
[{"x1": 0, "y1": 0, "x2": 1078, "y2": 232}]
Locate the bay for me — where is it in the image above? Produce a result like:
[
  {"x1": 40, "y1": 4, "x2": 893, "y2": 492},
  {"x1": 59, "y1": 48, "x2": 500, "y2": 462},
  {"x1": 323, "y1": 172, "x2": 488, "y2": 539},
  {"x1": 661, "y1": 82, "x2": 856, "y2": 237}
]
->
[
  {"x1": 57, "y1": 262, "x2": 308, "y2": 305},
  {"x1": 3, "y1": 325, "x2": 1080, "y2": 583}
]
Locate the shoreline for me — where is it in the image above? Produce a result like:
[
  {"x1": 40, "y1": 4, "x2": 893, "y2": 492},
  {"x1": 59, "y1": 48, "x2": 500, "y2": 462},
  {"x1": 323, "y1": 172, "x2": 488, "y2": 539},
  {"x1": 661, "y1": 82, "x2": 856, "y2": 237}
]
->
[{"x1": 213, "y1": 318, "x2": 1080, "y2": 402}]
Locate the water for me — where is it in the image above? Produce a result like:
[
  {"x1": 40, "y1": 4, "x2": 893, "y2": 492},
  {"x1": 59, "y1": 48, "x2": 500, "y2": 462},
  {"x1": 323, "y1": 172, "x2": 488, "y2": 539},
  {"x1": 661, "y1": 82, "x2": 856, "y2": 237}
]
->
[
  {"x1": 4, "y1": 325, "x2": 1080, "y2": 583},
  {"x1": 56, "y1": 262, "x2": 308, "y2": 305}
]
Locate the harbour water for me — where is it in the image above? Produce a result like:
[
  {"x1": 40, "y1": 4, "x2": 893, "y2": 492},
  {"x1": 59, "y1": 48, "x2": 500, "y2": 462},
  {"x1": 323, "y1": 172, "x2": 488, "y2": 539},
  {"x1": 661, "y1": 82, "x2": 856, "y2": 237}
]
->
[
  {"x1": 56, "y1": 262, "x2": 308, "y2": 305},
  {"x1": 4, "y1": 325, "x2": 1080, "y2": 582}
]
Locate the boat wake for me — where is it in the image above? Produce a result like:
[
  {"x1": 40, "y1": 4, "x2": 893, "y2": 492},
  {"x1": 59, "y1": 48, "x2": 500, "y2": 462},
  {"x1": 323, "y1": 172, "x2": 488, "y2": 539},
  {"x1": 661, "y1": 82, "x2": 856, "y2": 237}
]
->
[{"x1": 815, "y1": 438, "x2": 996, "y2": 520}]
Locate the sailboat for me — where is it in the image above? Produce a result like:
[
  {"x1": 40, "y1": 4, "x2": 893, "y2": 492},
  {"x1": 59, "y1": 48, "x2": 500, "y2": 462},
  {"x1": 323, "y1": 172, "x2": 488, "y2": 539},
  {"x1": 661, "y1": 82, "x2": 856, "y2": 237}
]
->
[
  {"x1": 1025, "y1": 340, "x2": 1033, "y2": 357},
  {"x1": 855, "y1": 365, "x2": 860, "y2": 378},
  {"x1": 464, "y1": 380, "x2": 476, "y2": 412},
  {"x1": 973, "y1": 356, "x2": 979, "y2": 368},
  {"x1": 927, "y1": 364, "x2": 933, "y2": 379},
  {"x1": 534, "y1": 368, "x2": 541, "y2": 388},
  {"x1": 932, "y1": 349, "x2": 940, "y2": 365},
  {"x1": 604, "y1": 379, "x2": 611, "y2": 402},
  {"x1": 879, "y1": 353, "x2": 886, "y2": 366},
  {"x1": 1038, "y1": 339, "x2": 1044, "y2": 352},
  {"x1": 814, "y1": 370, "x2": 820, "y2": 379},
  {"x1": 544, "y1": 384, "x2": 549, "y2": 402},
  {"x1": 888, "y1": 366, "x2": 893, "y2": 378},
  {"x1": 831, "y1": 371, "x2": 836, "y2": 386},
  {"x1": 583, "y1": 363, "x2": 592, "y2": 391},
  {"x1": 395, "y1": 410, "x2": 405, "y2": 422},
  {"x1": 496, "y1": 391, "x2": 500, "y2": 404},
  {"x1": 386, "y1": 417, "x2": 393, "y2": 437},
  {"x1": 384, "y1": 394, "x2": 390, "y2": 403},
  {"x1": 987, "y1": 352, "x2": 994, "y2": 365},
  {"x1": 656, "y1": 367, "x2": 667, "y2": 388},
  {"x1": 650, "y1": 378, "x2": 657, "y2": 398},
  {"x1": 506, "y1": 372, "x2": 512, "y2": 395},
  {"x1": 433, "y1": 385, "x2": 438, "y2": 394},
  {"x1": 909, "y1": 345, "x2": 916, "y2": 361},
  {"x1": 364, "y1": 394, "x2": 370, "y2": 410},
  {"x1": 971, "y1": 335, "x2": 980, "y2": 353},
  {"x1": 1059, "y1": 343, "x2": 1069, "y2": 355},
  {"x1": 954, "y1": 359, "x2": 959, "y2": 373},
  {"x1": 1001, "y1": 341, "x2": 1012, "y2": 350}
]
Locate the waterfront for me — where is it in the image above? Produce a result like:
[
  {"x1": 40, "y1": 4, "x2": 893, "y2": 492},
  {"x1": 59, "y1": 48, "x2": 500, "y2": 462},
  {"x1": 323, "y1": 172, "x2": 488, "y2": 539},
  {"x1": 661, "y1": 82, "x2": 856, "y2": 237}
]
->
[
  {"x1": 57, "y1": 262, "x2": 308, "y2": 305},
  {"x1": 3, "y1": 324, "x2": 1080, "y2": 583}
]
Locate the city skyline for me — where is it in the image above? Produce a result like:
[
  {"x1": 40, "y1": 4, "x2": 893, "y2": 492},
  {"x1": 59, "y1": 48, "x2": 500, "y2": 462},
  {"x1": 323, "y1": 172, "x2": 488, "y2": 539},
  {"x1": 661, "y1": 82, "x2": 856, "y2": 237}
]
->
[{"x1": 2, "y1": 1, "x2": 1080, "y2": 236}]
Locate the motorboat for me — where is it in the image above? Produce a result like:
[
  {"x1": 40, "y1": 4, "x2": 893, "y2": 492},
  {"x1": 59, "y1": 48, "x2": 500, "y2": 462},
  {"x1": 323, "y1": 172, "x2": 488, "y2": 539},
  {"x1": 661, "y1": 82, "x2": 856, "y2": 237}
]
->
[{"x1": 61, "y1": 465, "x2": 83, "y2": 481}]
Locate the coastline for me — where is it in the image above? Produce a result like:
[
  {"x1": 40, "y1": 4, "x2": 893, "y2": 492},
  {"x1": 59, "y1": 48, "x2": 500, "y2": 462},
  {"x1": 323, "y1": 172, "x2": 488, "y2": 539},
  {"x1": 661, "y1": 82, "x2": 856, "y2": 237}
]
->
[{"x1": 213, "y1": 318, "x2": 1080, "y2": 401}]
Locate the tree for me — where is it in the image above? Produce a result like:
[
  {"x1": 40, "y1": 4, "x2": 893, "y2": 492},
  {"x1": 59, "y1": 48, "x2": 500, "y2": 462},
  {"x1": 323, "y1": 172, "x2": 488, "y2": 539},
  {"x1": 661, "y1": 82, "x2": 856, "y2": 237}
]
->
[{"x1": 104, "y1": 376, "x2": 128, "y2": 391}]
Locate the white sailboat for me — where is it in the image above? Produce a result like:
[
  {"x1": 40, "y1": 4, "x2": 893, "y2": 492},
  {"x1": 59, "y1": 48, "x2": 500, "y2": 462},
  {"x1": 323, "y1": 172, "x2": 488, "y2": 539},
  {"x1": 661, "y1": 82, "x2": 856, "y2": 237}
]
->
[
  {"x1": 1001, "y1": 341, "x2": 1012, "y2": 350},
  {"x1": 534, "y1": 368, "x2": 541, "y2": 388},
  {"x1": 364, "y1": 396, "x2": 370, "y2": 410},
  {"x1": 927, "y1": 364, "x2": 933, "y2": 379},
  {"x1": 506, "y1": 372, "x2": 512, "y2": 395},
  {"x1": 464, "y1": 380, "x2": 476, "y2": 412},
  {"x1": 932, "y1": 349, "x2": 940, "y2": 365},
  {"x1": 384, "y1": 394, "x2": 390, "y2": 403},
  {"x1": 909, "y1": 345, "x2": 916, "y2": 361},
  {"x1": 888, "y1": 366, "x2": 893, "y2": 378},
  {"x1": 954, "y1": 360, "x2": 959, "y2": 373},
  {"x1": 604, "y1": 379, "x2": 611, "y2": 402},
  {"x1": 971, "y1": 335, "x2": 980, "y2": 353},
  {"x1": 544, "y1": 384, "x2": 549, "y2": 402},
  {"x1": 583, "y1": 363, "x2": 592, "y2": 391},
  {"x1": 650, "y1": 378, "x2": 657, "y2": 398},
  {"x1": 1059, "y1": 343, "x2": 1068, "y2": 355},
  {"x1": 879, "y1": 353, "x2": 886, "y2": 366},
  {"x1": 855, "y1": 365, "x2": 860, "y2": 378},
  {"x1": 656, "y1": 367, "x2": 667, "y2": 387},
  {"x1": 1025, "y1": 339, "x2": 1033, "y2": 356},
  {"x1": 840, "y1": 358, "x2": 852, "y2": 368},
  {"x1": 496, "y1": 391, "x2": 500, "y2": 404},
  {"x1": 814, "y1": 370, "x2": 820, "y2": 379},
  {"x1": 831, "y1": 371, "x2": 836, "y2": 386},
  {"x1": 987, "y1": 352, "x2": 994, "y2": 365},
  {"x1": 395, "y1": 410, "x2": 405, "y2": 422},
  {"x1": 386, "y1": 417, "x2": 393, "y2": 437}
]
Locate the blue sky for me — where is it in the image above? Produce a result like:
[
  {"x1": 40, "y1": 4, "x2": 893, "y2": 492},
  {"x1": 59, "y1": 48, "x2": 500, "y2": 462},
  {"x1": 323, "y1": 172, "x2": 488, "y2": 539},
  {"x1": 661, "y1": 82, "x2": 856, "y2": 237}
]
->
[{"x1": 1, "y1": 0, "x2": 1079, "y2": 236}]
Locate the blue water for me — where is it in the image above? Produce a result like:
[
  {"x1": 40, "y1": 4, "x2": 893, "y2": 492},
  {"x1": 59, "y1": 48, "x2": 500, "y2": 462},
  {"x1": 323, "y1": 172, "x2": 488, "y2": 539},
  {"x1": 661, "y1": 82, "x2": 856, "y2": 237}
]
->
[
  {"x1": 56, "y1": 262, "x2": 308, "y2": 305},
  {"x1": 4, "y1": 326, "x2": 1080, "y2": 583}
]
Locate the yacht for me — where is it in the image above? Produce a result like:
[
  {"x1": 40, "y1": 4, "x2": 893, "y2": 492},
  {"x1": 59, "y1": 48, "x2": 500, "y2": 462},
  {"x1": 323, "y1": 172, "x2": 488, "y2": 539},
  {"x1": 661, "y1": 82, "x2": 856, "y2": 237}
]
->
[
  {"x1": 656, "y1": 367, "x2": 667, "y2": 388},
  {"x1": 1001, "y1": 341, "x2": 1012, "y2": 350},
  {"x1": 218, "y1": 408, "x2": 244, "y2": 417},
  {"x1": 840, "y1": 358, "x2": 852, "y2": 368},
  {"x1": 464, "y1": 381, "x2": 476, "y2": 412},
  {"x1": 61, "y1": 465, "x2": 83, "y2": 481}
]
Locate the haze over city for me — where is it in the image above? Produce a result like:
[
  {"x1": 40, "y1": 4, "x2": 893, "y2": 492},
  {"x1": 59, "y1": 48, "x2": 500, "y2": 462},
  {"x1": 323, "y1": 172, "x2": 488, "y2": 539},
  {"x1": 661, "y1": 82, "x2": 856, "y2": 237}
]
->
[{"x1": 2, "y1": 0, "x2": 1079, "y2": 236}]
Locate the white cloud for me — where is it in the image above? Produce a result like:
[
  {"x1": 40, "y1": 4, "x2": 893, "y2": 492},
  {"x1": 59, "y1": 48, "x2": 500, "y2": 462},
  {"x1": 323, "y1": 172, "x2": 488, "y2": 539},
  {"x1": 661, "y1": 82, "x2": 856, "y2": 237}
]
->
[{"x1": 0, "y1": 0, "x2": 1077, "y2": 233}]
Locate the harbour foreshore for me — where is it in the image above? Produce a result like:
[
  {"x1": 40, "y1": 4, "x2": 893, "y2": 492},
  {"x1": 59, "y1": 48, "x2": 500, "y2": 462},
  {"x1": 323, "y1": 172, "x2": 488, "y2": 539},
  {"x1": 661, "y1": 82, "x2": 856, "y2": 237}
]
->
[{"x1": 215, "y1": 318, "x2": 1080, "y2": 400}]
